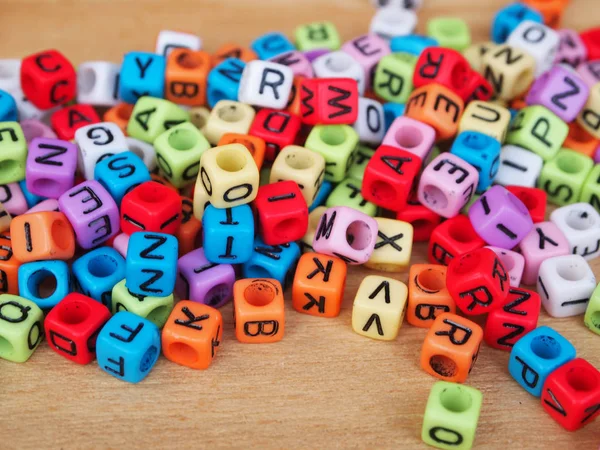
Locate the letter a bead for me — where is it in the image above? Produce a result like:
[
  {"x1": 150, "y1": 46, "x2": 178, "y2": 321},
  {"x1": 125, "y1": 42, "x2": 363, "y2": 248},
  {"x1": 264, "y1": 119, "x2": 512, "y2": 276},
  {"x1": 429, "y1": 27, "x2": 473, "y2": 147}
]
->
[{"x1": 0, "y1": 294, "x2": 44, "y2": 362}]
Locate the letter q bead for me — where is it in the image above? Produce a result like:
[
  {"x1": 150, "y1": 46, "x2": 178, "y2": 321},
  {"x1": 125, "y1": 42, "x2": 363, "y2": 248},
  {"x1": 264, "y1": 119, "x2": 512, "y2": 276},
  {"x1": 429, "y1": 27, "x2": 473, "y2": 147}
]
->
[{"x1": 0, "y1": 294, "x2": 44, "y2": 362}]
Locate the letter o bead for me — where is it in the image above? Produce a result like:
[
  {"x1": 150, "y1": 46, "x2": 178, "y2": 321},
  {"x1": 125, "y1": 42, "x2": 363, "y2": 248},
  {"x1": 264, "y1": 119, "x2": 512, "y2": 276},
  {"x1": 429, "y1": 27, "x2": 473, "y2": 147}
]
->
[{"x1": 0, "y1": 294, "x2": 44, "y2": 362}]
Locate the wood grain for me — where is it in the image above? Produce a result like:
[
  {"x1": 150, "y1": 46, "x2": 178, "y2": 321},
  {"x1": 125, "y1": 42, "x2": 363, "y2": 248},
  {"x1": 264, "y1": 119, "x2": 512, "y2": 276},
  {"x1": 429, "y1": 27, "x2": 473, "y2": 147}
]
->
[{"x1": 1, "y1": 0, "x2": 599, "y2": 448}]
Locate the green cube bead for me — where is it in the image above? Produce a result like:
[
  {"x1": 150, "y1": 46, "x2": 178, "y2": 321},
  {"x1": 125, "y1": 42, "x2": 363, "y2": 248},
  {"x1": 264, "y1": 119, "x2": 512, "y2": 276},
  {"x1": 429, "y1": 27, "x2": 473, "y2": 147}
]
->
[
  {"x1": 295, "y1": 21, "x2": 341, "y2": 51},
  {"x1": 326, "y1": 177, "x2": 377, "y2": 216},
  {"x1": 0, "y1": 122, "x2": 27, "y2": 185},
  {"x1": 305, "y1": 125, "x2": 358, "y2": 183},
  {"x1": 112, "y1": 280, "x2": 174, "y2": 329},
  {"x1": 427, "y1": 18, "x2": 471, "y2": 52},
  {"x1": 154, "y1": 122, "x2": 211, "y2": 188},
  {"x1": 422, "y1": 381, "x2": 483, "y2": 450},
  {"x1": 538, "y1": 149, "x2": 594, "y2": 206},
  {"x1": 127, "y1": 96, "x2": 189, "y2": 144},
  {"x1": 579, "y1": 163, "x2": 600, "y2": 212},
  {"x1": 505, "y1": 106, "x2": 568, "y2": 161},
  {"x1": 348, "y1": 145, "x2": 376, "y2": 182},
  {"x1": 374, "y1": 53, "x2": 418, "y2": 103},
  {"x1": 0, "y1": 294, "x2": 44, "y2": 362},
  {"x1": 585, "y1": 283, "x2": 600, "y2": 335}
]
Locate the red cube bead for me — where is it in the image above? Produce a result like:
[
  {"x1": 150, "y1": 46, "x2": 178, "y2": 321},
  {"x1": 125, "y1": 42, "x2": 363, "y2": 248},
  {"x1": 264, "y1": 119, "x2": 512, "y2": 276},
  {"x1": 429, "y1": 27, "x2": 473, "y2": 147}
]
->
[
  {"x1": 254, "y1": 180, "x2": 308, "y2": 245},
  {"x1": 446, "y1": 247, "x2": 510, "y2": 316},
  {"x1": 413, "y1": 47, "x2": 472, "y2": 100},
  {"x1": 541, "y1": 358, "x2": 600, "y2": 431},
  {"x1": 362, "y1": 145, "x2": 422, "y2": 212},
  {"x1": 464, "y1": 71, "x2": 494, "y2": 102},
  {"x1": 505, "y1": 186, "x2": 547, "y2": 223},
  {"x1": 20, "y1": 49, "x2": 76, "y2": 110},
  {"x1": 397, "y1": 197, "x2": 442, "y2": 242},
  {"x1": 484, "y1": 286, "x2": 541, "y2": 351},
  {"x1": 580, "y1": 28, "x2": 600, "y2": 60},
  {"x1": 249, "y1": 108, "x2": 301, "y2": 163},
  {"x1": 120, "y1": 181, "x2": 182, "y2": 235},
  {"x1": 44, "y1": 293, "x2": 111, "y2": 364},
  {"x1": 51, "y1": 104, "x2": 101, "y2": 140},
  {"x1": 428, "y1": 215, "x2": 485, "y2": 265},
  {"x1": 299, "y1": 78, "x2": 359, "y2": 126}
]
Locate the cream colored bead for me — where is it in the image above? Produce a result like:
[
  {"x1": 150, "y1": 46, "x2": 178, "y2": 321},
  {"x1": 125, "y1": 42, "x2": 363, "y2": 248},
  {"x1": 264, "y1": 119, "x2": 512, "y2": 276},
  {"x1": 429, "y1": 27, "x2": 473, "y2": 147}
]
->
[
  {"x1": 364, "y1": 217, "x2": 414, "y2": 272},
  {"x1": 459, "y1": 101, "x2": 512, "y2": 142},
  {"x1": 188, "y1": 106, "x2": 210, "y2": 133},
  {"x1": 202, "y1": 100, "x2": 255, "y2": 145},
  {"x1": 0, "y1": 202, "x2": 11, "y2": 233},
  {"x1": 482, "y1": 44, "x2": 536, "y2": 101},
  {"x1": 577, "y1": 82, "x2": 600, "y2": 139},
  {"x1": 300, "y1": 206, "x2": 327, "y2": 253},
  {"x1": 192, "y1": 173, "x2": 211, "y2": 222},
  {"x1": 463, "y1": 42, "x2": 496, "y2": 74}
]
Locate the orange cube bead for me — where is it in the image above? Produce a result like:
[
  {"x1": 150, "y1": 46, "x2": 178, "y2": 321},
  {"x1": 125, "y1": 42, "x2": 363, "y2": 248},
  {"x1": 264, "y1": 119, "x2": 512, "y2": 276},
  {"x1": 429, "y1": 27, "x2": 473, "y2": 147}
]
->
[
  {"x1": 407, "y1": 264, "x2": 456, "y2": 328},
  {"x1": 10, "y1": 212, "x2": 75, "y2": 263},
  {"x1": 165, "y1": 49, "x2": 211, "y2": 107},
  {"x1": 150, "y1": 173, "x2": 179, "y2": 192},
  {"x1": 176, "y1": 197, "x2": 202, "y2": 256},
  {"x1": 0, "y1": 233, "x2": 20, "y2": 295},
  {"x1": 292, "y1": 252, "x2": 347, "y2": 318},
  {"x1": 404, "y1": 84, "x2": 464, "y2": 141},
  {"x1": 218, "y1": 133, "x2": 266, "y2": 170},
  {"x1": 286, "y1": 76, "x2": 305, "y2": 117},
  {"x1": 103, "y1": 103, "x2": 134, "y2": 135},
  {"x1": 421, "y1": 312, "x2": 483, "y2": 383},
  {"x1": 523, "y1": 0, "x2": 566, "y2": 28},
  {"x1": 212, "y1": 43, "x2": 257, "y2": 66},
  {"x1": 563, "y1": 121, "x2": 599, "y2": 158},
  {"x1": 233, "y1": 278, "x2": 284, "y2": 343}
]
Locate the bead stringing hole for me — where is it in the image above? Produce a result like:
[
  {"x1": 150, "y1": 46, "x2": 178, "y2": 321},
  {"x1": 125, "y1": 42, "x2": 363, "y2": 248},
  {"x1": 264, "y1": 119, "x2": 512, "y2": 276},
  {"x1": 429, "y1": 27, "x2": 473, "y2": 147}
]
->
[
  {"x1": 530, "y1": 335, "x2": 561, "y2": 360},
  {"x1": 430, "y1": 354, "x2": 458, "y2": 378},
  {"x1": 346, "y1": 220, "x2": 372, "y2": 250},
  {"x1": 566, "y1": 367, "x2": 599, "y2": 392},
  {"x1": 556, "y1": 262, "x2": 587, "y2": 282},
  {"x1": 244, "y1": 281, "x2": 276, "y2": 307},
  {"x1": 440, "y1": 386, "x2": 473, "y2": 413}
]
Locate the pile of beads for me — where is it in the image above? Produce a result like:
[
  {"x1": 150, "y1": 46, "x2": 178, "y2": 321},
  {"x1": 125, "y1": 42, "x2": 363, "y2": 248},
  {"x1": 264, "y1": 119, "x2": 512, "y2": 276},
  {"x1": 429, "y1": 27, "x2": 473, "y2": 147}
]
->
[{"x1": 0, "y1": 0, "x2": 599, "y2": 447}]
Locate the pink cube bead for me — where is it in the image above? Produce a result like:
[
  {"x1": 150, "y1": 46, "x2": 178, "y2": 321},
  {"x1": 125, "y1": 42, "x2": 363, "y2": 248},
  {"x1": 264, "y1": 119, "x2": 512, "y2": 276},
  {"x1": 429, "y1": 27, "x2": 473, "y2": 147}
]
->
[
  {"x1": 26, "y1": 198, "x2": 59, "y2": 213},
  {"x1": 312, "y1": 206, "x2": 378, "y2": 264},
  {"x1": 468, "y1": 185, "x2": 534, "y2": 249},
  {"x1": 58, "y1": 180, "x2": 120, "y2": 249},
  {"x1": 577, "y1": 60, "x2": 600, "y2": 88},
  {"x1": 176, "y1": 247, "x2": 236, "y2": 308},
  {"x1": 382, "y1": 116, "x2": 436, "y2": 160},
  {"x1": 20, "y1": 119, "x2": 57, "y2": 144},
  {"x1": 0, "y1": 182, "x2": 28, "y2": 215},
  {"x1": 555, "y1": 29, "x2": 588, "y2": 67},
  {"x1": 518, "y1": 221, "x2": 570, "y2": 285},
  {"x1": 417, "y1": 153, "x2": 479, "y2": 219},
  {"x1": 341, "y1": 34, "x2": 390, "y2": 87},
  {"x1": 594, "y1": 143, "x2": 600, "y2": 163},
  {"x1": 303, "y1": 49, "x2": 330, "y2": 62},
  {"x1": 268, "y1": 51, "x2": 314, "y2": 78},
  {"x1": 526, "y1": 66, "x2": 590, "y2": 122},
  {"x1": 26, "y1": 137, "x2": 78, "y2": 199},
  {"x1": 486, "y1": 246, "x2": 525, "y2": 287},
  {"x1": 112, "y1": 232, "x2": 130, "y2": 258}
]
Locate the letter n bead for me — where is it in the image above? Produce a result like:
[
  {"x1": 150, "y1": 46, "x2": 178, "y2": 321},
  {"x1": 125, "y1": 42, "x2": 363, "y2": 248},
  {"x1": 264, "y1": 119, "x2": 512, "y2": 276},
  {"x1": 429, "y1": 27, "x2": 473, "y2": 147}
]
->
[
  {"x1": 0, "y1": 294, "x2": 44, "y2": 362},
  {"x1": 26, "y1": 137, "x2": 77, "y2": 199}
]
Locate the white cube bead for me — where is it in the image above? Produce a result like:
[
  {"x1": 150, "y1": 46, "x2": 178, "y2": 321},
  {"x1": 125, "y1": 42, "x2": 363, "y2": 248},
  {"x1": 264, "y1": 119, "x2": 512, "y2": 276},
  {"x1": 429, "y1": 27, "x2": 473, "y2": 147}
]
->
[
  {"x1": 370, "y1": 6, "x2": 417, "y2": 40},
  {"x1": 537, "y1": 254, "x2": 596, "y2": 317},
  {"x1": 550, "y1": 202, "x2": 600, "y2": 260},
  {"x1": 77, "y1": 61, "x2": 120, "y2": 106},
  {"x1": 8, "y1": 88, "x2": 55, "y2": 122},
  {"x1": 352, "y1": 98, "x2": 385, "y2": 145},
  {"x1": 371, "y1": 0, "x2": 422, "y2": 8},
  {"x1": 126, "y1": 137, "x2": 157, "y2": 172},
  {"x1": 312, "y1": 51, "x2": 366, "y2": 95},
  {"x1": 75, "y1": 122, "x2": 129, "y2": 180},
  {"x1": 494, "y1": 145, "x2": 543, "y2": 188},
  {"x1": 0, "y1": 59, "x2": 21, "y2": 92},
  {"x1": 155, "y1": 30, "x2": 202, "y2": 57},
  {"x1": 237, "y1": 60, "x2": 294, "y2": 109},
  {"x1": 507, "y1": 21, "x2": 559, "y2": 77}
]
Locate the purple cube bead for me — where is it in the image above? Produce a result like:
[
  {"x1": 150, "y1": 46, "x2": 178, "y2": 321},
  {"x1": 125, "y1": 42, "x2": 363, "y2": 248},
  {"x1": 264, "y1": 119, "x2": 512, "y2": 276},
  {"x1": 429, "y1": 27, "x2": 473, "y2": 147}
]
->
[
  {"x1": 594, "y1": 143, "x2": 600, "y2": 164},
  {"x1": 0, "y1": 182, "x2": 28, "y2": 215},
  {"x1": 176, "y1": 247, "x2": 235, "y2": 308},
  {"x1": 555, "y1": 29, "x2": 587, "y2": 68},
  {"x1": 303, "y1": 48, "x2": 330, "y2": 62},
  {"x1": 58, "y1": 180, "x2": 120, "y2": 249},
  {"x1": 468, "y1": 185, "x2": 534, "y2": 249},
  {"x1": 26, "y1": 137, "x2": 78, "y2": 199},
  {"x1": 20, "y1": 119, "x2": 57, "y2": 143}
]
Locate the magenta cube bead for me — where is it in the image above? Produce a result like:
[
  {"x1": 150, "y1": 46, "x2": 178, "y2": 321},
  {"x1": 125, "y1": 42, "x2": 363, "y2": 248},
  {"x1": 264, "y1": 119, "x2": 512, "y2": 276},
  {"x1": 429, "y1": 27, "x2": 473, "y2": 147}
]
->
[
  {"x1": 594, "y1": 144, "x2": 600, "y2": 164},
  {"x1": 526, "y1": 66, "x2": 590, "y2": 122},
  {"x1": 577, "y1": 60, "x2": 600, "y2": 88},
  {"x1": 58, "y1": 180, "x2": 119, "y2": 249},
  {"x1": 176, "y1": 247, "x2": 235, "y2": 308},
  {"x1": 382, "y1": 116, "x2": 435, "y2": 160},
  {"x1": 486, "y1": 246, "x2": 525, "y2": 287},
  {"x1": 555, "y1": 29, "x2": 588, "y2": 67},
  {"x1": 518, "y1": 221, "x2": 569, "y2": 285},
  {"x1": 341, "y1": 34, "x2": 390, "y2": 87},
  {"x1": 20, "y1": 119, "x2": 57, "y2": 144},
  {"x1": 26, "y1": 198, "x2": 59, "y2": 213},
  {"x1": 417, "y1": 153, "x2": 479, "y2": 219},
  {"x1": 269, "y1": 51, "x2": 314, "y2": 78},
  {"x1": 468, "y1": 185, "x2": 533, "y2": 249},
  {"x1": 0, "y1": 182, "x2": 28, "y2": 215},
  {"x1": 26, "y1": 137, "x2": 78, "y2": 199}
]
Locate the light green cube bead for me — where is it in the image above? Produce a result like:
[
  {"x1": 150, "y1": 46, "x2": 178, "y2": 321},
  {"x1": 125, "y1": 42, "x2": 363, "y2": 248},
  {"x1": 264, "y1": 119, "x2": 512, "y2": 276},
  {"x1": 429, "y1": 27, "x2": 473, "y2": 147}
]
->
[
  {"x1": 326, "y1": 177, "x2": 377, "y2": 217},
  {"x1": 0, "y1": 294, "x2": 44, "y2": 362},
  {"x1": 154, "y1": 122, "x2": 211, "y2": 188},
  {"x1": 421, "y1": 381, "x2": 483, "y2": 450},
  {"x1": 461, "y1": 192, "x2": 480, "y2": 215},
  {"x1": 579, "y1": 163, "x2": 600, "y2": 212},
  {"x1": 127, "y1": 96, "x2": 190, "y2": 144},
  {"x1": 305, "y1": 125, "x2": 358, "y2": 183},
  {"x1": 538, "y1": 149, "x2": 594, "y2": 206},
  {"x1": 584, "y1": 283, "x2": 600, "y2": 335},
  {"x1": 295, "y1": 21, "x2": 341, "y2": 51},
  {"x1": 0, "y1": 122, "x2": 27, "y2": 185},
  {"x1": 505, "y1": 106, "x2": 568, "y2": 161},
  {"x1": 112, "y1": 280, "x2": 174, "y2": 329},
  {"x1": 348, "y1": 145, "x2": 376, "y2": 181},
  {"x1": 427, "y1": 18, "x2": 472, "y2": 52},
  {"x1": 374, "y1": 53, "x2": 418, "y2": 103}
]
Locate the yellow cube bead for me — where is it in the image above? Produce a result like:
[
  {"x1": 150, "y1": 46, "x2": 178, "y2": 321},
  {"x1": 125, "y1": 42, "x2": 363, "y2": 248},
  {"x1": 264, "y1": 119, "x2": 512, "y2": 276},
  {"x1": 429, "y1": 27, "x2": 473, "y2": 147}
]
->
[
  {"x1": 458, "y1": 101, "x2": 511, "y2": 142},
  {"x1": 364, "y1": 218, "x2": 414, "y2": 272},
  {"x1": 482, "y1": 44, "x2": 536, "y2": 101},
  {"x1": 300, "y1": 206, "x2": 326, "y2": 254},
  {"x1": 0, "y1": 202, "x2": 11, "y2": 233},
  {"x1": 188, "y1": 106, "x2": 210, "y2": 132},
  {"x1": 0, "y1": 294, "x2": 44, "y2": 362},
  {"x1": 352, "y1": 276, "x2": 408, "y2": 340},
  {"x1": 203, "y1": 100, "x2": 256, "y2": 145},
  {"x1": 577, "y1": 82, "x2": 600, "y2": 139},
  {"x1": 192, "y1": 174, "x2": 211, "y2": 222},
  {"x1": 463, "y1": 42, "x2": 496, "y2": 74}
]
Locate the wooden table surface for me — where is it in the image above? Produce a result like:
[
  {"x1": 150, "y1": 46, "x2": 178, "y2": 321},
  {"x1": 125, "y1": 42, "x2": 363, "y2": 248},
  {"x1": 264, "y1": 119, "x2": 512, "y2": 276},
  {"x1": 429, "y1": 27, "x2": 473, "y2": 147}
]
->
[{"x1": 2, "y1": 0, "x2": 600, "y2": 448}]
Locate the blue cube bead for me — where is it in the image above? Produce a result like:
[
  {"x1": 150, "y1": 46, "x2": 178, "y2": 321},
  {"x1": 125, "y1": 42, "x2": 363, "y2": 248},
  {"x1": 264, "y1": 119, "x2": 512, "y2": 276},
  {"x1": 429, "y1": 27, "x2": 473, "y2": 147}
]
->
[
  {"x1": 309, "y1": 180, "x2": 333, "y2": 212},
  {"x1": 390, "y1": 35, "x2": 438, "y2": 55},
  {"x1": 119, "y1": 52, "x2": 166, "y2": 104},
  {"x1": 207, "y1": 58, "x2": 246, "y2": 108},
  {"x1": 383, "y1": 102, "x2": 405, "y2": 132},
  {"x1": 450, "y1": 131, "x2": 501, "y2": 193},
  {"x1": 251, "y1": 32, "x2": 296, "y2": 60},
  {"x1": 94, "y1": 151, "x2": 151, "y2": 204},
  {"x1": 508, "y1": 326, "x2": 576, "y2": 397},
  {"x1": 18, "y1": 260, "x2": 70, "y2": 309},
  {"x1": 242, "y1": 237, "x2": 300, "y2": 289},
  {"x1": 202, "y1": 204, "x2": 254, "y2": 264},
  {"x1": 19, "y1": 180, "x2": 45, "y2": 208},
  {"x1": 491, "y1": 3, "x2": 544, "y2": 44},
  {"x1": 0, "y1": 89, "x2": 18, "y2": 122},
  {"x1": 96, "y1": 311, "x2": 161, "y2": 383},
  {"x1": 72, "y1": 247, "x2": 126, "y2": 309},
  {"x1": 126, "y1": 232, "x2": 179, "y2": 297}
]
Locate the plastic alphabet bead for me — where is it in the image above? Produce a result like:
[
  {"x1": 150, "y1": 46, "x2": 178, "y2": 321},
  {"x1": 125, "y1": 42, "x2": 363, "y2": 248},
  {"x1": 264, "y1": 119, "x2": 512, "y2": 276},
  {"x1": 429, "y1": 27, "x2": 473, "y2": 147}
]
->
[
  {"x1": 382, "y1": 116, "x2": 435, "y2": 162},
  {"x1": 295, "y1": 21, "x2": 340, "y2": 51},
  {"x1": 18, "y1": 260, "x2": 70, "y2": 309},
  {"x1": 120, "y1": 181, "x2": 181, "y2": 235},
  {"x1": 238, "y1": 60, "x2": 294, "y2": 109},
  {"x1": 164, "y1": 49, "x2": 211, "y2": 107},
  {"x1": 0, "y1": 122, "x2": 27, "y2": 185},
  {"x1": 233, "y1": 278, "x2": 285, "y2": 344},
  {"x1": 518, "y1": 222, "x2": 569, "y2": 285},
  {"x1": 251, "y1": 32, "x2": 295, "y2": 60},
  {"x1": 0, "y1": 294, "x2": 44, "y2": 362},
  {"x1": 564, "y1": 121, "x2": 599, "y2": 157},
  {"x1": 10, "y1": 211, "x2": 75, "y2": 262},
  {"x1": 427, "y1": 17, "x2": 471, "y2": 52},
  {"x1": 326, "y1": 177, "x2": 377, "y2": 216},
  {"x1": 421, "y1": 382, "x2": 482, "y2": 450},
  {"x1": 268, "y1": 51, "x2": 313, "y2": 79},
  {"x1": 407, "y1": 264, "x2": 454, "y2": 328},
  {"x1": 341, "y1": 34, "x2": 390, "y2": 87},
  {"x1": 348, "y1": 145, "x2": 375, "y2": 181},
  {"x1": 450, "y1": 131, "x2": 501, "y2": 193},
  {"x1": 505, "y1": 186, "x2": 547, "y2": 223},
  {"x1": 486, "y1": 247, "x2": 525, "y2": 287},
  {"x1": 111, "y1": 279, "x2": 174, "y2": 328},
  {"x1": 206, "y1": 57, "x2": 245, "y2": 108},
  {"x1": 397, "y1": 198, "x2": 442, "y2": 242},
  {"x1": 577, "y1": 82, "x2": 600, "y2": 139},
  {"x1": 304, "y1": 125, "x2": 359, "y2": 183},
  {"x1": 212, "y1": 44, "x2": 256, "y2": 65},
  {"x1": 20, "y1": 119, "x2": 57, "y2": 143},
  {"x1": 585, "y1": 284, "x2": 600, "y2": 334},
  {"x1": 351, "y1": 98, "x2": 385, "y2": 145},
  {"x1": 462, "y1": 42, "x2": 496, "y2": 74},
  {"x1": 492, "y1": 3, "x2": 543, "y2": 44},
  {"x1": 495, "y1": 145, "x2": 544, "y2": 188},
  {"x1": 482, "y1": 44, "x2": 536, "y2": 100},
  {"x1": 383, "y1": 102, "x2": 406, "y2": 132},
  {"x1": 51, "y1": 104, "x2": 101, "y2": 141},
  {"x1": 0, "y1": 90, "x2": 17, "y2": 122},
  {"x1": 364, "y1": 217, "x2": 413, "y2": 272},
  {"x1": 0, "y1": 233, "x2": 20, "y2": 295},
  {"x1": 242, "y1": 238, "x2": 301, "y2": 289},
  {"x1": 580, "y1": 27, "x2": 600, "y2": 59},
  {"x1": 413, "y1": 47, "x2": 471, "y2": 101},
  {"x1": 249, "y1": 108, "x2": 301, "y2": 162},
  {"x1": 77, "y1": 61, "x2": 120, "y2": 106},
  {"x1": 203, "y1": 100, "x2": 255, "y2": 145},
  {"x1": 299, "y1": 78, "x2": 359, "y2": 126},
  {"x1": 458, "y1": 101, "x2": 511, "y2": 142},
  {"x1": 19, "y1": 180, "x2": 44, "y2": 209},
  {"x1": 25, "y1": 137, "x2": 77, "y2": 199},
  {"x1": 0, "y1": 203, "x2": 10, "y2": 233},
  {"x1": 155, "y1": 30, "x2": 202, "y2": 57},
  {"x1": 577, "y1": 60, "x2": 600, "y2": 88},
  {"x1": 94, "y1": 151, "x2": 151, "y2": 204},
  {"x1": 96, "y1": 311, "x2": 161, "y2": 383},
  {"x1": 300, "y1": 206, "x2": 325, "y2": 253},
  {"x1": 370, "y1": 6, "x2": 417, "y2": 40},
  {"x1": 555, "y1": 29, "x2": 588, "y2": 67},
  {"x1": 539, "y1": 148, "x2": 593, "y2": 205},
  {"x1": 219, "y1": 133, "x2": 266, "y2": 170},
  {"x1": 126, "y1": 96, "x2": 189, "y2": 143},
  {"x1": 352, "y1": 275, "x2": 407, "y2": 340},
  {"x1": 390, "y1": 34, "x2": 438, "y2": 55},
  {"x1": 104, "y1": 103, "x2": 133, "y2": 135},
  {"x1": 119, "y1": 52, "x2": 166, "y2": 104},
  {"x1": 550, "y1": 202, "x2": 600, "y2": 260},
  {"x1": 507, "y1": 21, "x2": 559, "y2": 76},
  {"x1": 421, "y1": 312, "x2": 483, "y2": 383},
  {"x1": 202, "y1": 204, "x2": 254, "y2": 264},
  {"x1": 310, "y1": 180, "x2": 333, "y2": 212},
  {"x1": 373, "y1": 53, "x2": 417, "y2": 103},
  {"x1": 428, "y1": 215, "x2": 485, "y2": 266}
]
